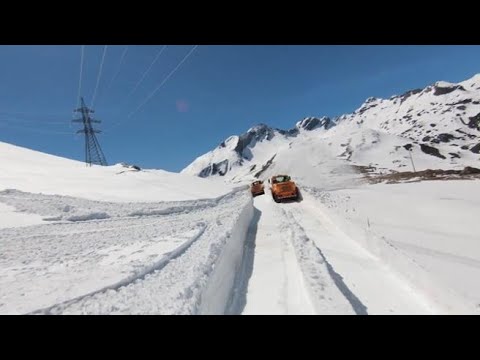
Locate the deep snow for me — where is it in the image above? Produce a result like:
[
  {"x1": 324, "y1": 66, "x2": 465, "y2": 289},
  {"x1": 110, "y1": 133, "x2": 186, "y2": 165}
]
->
[
  {"x1": 1, "y1": 188, "x2": 252, "y2": 314},
  {"x1": 0, "y1": 141, "x2": 231, "y2": 203},
  {"x1": 305, "y1": 180, "x2": 480, "y2": 314},
  {"x1": 2, "y1": 74, "x2": 480, "y2": 315}
]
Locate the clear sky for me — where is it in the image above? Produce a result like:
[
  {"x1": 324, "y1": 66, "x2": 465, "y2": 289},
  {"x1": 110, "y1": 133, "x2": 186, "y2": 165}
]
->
[{"x1": 0, "y1": 45, "x2": 479, "y2": 172}]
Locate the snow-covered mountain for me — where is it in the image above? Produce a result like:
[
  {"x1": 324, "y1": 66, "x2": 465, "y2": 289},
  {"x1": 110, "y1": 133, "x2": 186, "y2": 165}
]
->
[
  {"x1": 182, "y1": 74, "x2": 480, "y2": 181},
  {"x1": 182, "y1": 117, "x2": 333, "y2": 178}
]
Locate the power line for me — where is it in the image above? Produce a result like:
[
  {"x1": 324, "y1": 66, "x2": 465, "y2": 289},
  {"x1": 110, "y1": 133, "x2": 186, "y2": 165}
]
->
[
  {"x1": 0, "y1": 122, "x2": 74, "y2": 135},
  {"x1": 106, "y1": 46, "x2": 129, "y2": 91},
  {"x1": 0, "y1": 116, "x2": 68, "y2": 126},
  {"x1": 105, "y1": 45, "x2": 199, "y2": 132},
  {"x1": 72, "y1": 45, "x2": 86, "y2": 129},
  {"x1": 126, "y1": 45, "x2": 167, "y2": 99},
  {"x1": 91, "y1": 45, "x2": 108, "y2": 108},
  {"x1": 76, "y1": 45, "x2": 85, "y2": 108},
  {"x1": 0, "y1": 111, "x2": 65, "y2": 120},
  {"x1": 128, "y1": 45, "x2": 199, "y2": 119}
]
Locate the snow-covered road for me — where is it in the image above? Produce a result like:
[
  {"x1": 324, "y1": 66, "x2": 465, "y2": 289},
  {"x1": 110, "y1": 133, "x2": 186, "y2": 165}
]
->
[
  {"x1": 237, "y1": 192, "x2": 437, "y2": 315},
  {"x1": 280, "y1": 196, "x2": 437, "y2": 314},
  {"x1": 238, "y1": 195, "x2": 317, "y2": 315},
  {"x1": 2, "y1": 182, "x2": 479, "y2": 315}
]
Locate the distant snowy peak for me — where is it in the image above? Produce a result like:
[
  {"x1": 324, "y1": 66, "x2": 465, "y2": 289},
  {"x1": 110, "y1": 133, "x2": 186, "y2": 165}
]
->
[
  {"x1": 353, "y1": 74, "x2": 480, "y2": 116},
  {"x1": 184, "y1": 73, "x2": 480, "y2": 179},
  {"x1": 461, "y1": 73, "x2": 480, "y2": 89},
  {"x1": 228, "y1": 117, "x2": 334, "y2": 151},
  {"x1": 295, "y1": 116, "x2": 334, "y2": 131},
  {"x1": 182, "y1": 117, "x2": 335, "y2": 178},
  {"x1": 239, "y1": 123, "x2": 277, "y2": 149}
]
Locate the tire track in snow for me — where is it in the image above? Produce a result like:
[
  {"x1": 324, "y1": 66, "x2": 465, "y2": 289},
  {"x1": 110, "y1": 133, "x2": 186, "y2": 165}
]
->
[
  {"x1": 24, "y1": 190, "x2": 252, "y2": 315},
  {"x1": 279, "y1": 222, "x2": 317, "y2": 314},
  {"x1": 239, "y1": 195, "x2": 353, "y2": 315},
  {"x1": 1, "y1": 187, "x2": 253, "y2": 315},
  {"x1": 279, "y1": 206, "x2": 367, "y2": 315},
  {"x1": 277, "y1": 206, "x2": 358, "y2": 314},
  {"x1": 282, "y1": 194, "x2": 438, "y2": 314},
  {"x1": 29, "y1": 223, "x2": 207, "y2": 315},
  {"x1": 238, "y1": 195, "x2": 315, "y2": 314},
  {"x1": 389, "y1": 240, "x2": 480, "y2": 270}
]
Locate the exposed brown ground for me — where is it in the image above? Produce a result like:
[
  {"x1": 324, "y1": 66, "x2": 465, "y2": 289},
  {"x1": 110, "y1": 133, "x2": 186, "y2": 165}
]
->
[{"x1": 351, "y1": 165, "x2": 480, "y2": 184}]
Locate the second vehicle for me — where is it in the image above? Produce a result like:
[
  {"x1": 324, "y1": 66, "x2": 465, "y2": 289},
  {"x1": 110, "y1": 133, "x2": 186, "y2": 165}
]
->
[{"x1": 250, "y1": 180, "x2": 265, "y2": 197}]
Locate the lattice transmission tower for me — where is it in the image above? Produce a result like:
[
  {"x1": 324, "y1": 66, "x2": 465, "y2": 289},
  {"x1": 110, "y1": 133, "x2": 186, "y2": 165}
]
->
[{"x1": 72, "y1": 97, "x2": 107, "y2": 166}]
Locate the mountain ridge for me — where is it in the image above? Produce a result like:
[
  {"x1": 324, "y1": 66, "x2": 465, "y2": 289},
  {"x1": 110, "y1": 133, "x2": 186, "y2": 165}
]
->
[{"x1": 182, "y1": 73, "x2": 480, "y2": 180}]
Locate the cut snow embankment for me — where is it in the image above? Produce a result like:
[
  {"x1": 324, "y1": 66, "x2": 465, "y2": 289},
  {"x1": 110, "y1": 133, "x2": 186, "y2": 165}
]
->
[
  {"x1": 305, "y1": 180, "x2": 480, "y2": 314},
  {"x1": 0, "y1": 185, "x2": 248, "y2": 226},
  {"x1": 10, "y1": 188, "x2": 255, "y2": 315}
]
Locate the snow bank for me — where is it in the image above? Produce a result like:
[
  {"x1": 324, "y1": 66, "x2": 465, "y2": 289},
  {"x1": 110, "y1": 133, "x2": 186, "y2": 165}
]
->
[
  {"x1": 304, "y1": 181, "x2": 480, "y2": 314},
  {"x1": 196, "y1": 198, "x2": 253, "y2": 314},
  {"x1": 359, "y1": 228, "x2": 473, "y2": 314},
  {"x1": 0, "y1": 203, "x2": 44, "y2": 229},
  {"x1": 65, "y1": 212, "x2": 110, "y2": 222},
  {"x1": 0, "y1": 187, "x2": 248, "y2": 227},
  {"x1": 0, "y1": 141, "x2": 232, "y2": 203},
  {"x1": 21, "y1": 189, "x2": 254, "y2": 315},
  {"x1": 32, "y1": 224, "x2": 207, "y2": 315}
]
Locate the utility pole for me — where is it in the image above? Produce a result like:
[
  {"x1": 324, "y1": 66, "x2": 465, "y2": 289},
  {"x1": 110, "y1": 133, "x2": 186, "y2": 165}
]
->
[
  {"x1": 408, "y1": 148, "x2": 416, "y2": 173},
  {"x1": 72, "y1": 97, "x2": 107, "y2": 166}
]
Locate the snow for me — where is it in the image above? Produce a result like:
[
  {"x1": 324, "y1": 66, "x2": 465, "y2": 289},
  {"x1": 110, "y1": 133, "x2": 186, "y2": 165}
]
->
[
  {"x1": 37, "y1": 190, "x2": 252, "y2": 315},
  {"x1": 0, "y1": 141, "x2": 231, "y2": 203},
  {"x1": 197, "y1": 198, "x2": 253, "y2": 315},
  {"x1": 0, "y1": 140, "x2": 254, "y2": 314},
  {"x1": 237, "y1": 195, "x2": 318, "y2": 315},
  {"x1": 1, "y1": 187, "x2": 252, "y2": 314},
  {"x1": 179, "y1": 73, "x2": 480, "y2": 314},
  {"x1": 2, "y1": 73, "x2": 480, "y2": 315},
  {"x1": 0, "y1": 188, "x2": 243, "y2": 225},
  {"x1": 0, "y1": 203, "x2": 44, "y2": 229},
  {"x1": 435, "y1": 81, "x2": 457, "y2": 88},
  {"x1": 305, "y1": 180, "x2": 480, "y2": 314},
  {"x1": 281, "y1": 194, "x2": 437, "y2": 314},
  {"x1": 236, "y1": 191, "x2": 437, "y2": 315}
]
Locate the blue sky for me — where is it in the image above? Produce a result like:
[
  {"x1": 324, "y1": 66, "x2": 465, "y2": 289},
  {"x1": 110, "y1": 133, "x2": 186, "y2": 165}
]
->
[{"x1": 0, "y1": 45, "x2": 479, "y2": 172}]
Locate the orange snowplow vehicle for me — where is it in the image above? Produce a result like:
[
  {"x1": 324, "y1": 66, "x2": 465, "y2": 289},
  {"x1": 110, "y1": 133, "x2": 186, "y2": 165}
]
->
[
  {"x1": 250, "y1": 180, "x2": 265, "y2": 197},
  {"x1": 269, "y1": 175, "x2": 300, "y2": 202}
]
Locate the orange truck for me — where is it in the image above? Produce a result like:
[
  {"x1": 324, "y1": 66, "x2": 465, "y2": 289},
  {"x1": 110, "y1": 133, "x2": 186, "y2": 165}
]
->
[
  {"x1": 250, "y1": 180, "x2": 265, "y2": 197},
  {"x1": 268, "y1": 175, "x2": 300, "y2": 202}
]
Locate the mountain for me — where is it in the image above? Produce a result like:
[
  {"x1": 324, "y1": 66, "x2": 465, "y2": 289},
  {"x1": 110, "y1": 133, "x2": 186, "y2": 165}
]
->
[
  {"x1": 182, "y1": 74, "x2": 480, "y2": 182},
  {"x1": 182, "y1": 117, "x2": 333, "y2": 178}
]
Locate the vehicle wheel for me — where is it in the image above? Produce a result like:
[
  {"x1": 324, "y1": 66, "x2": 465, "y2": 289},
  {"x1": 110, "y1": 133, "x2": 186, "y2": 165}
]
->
[
  {"x1": 273, "y1": 194, "x2": 280, "y2": 203},
  {"x1": 295, "y1": 188, "x2": 302, "y2": 201}
]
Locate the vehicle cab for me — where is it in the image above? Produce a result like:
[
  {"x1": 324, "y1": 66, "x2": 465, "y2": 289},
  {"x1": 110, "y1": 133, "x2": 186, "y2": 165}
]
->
[{"x1": 269, "y1": 175, "x2": 299, "y2": 202}]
